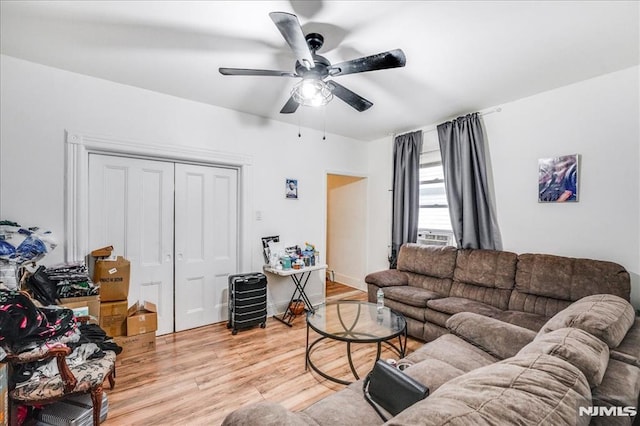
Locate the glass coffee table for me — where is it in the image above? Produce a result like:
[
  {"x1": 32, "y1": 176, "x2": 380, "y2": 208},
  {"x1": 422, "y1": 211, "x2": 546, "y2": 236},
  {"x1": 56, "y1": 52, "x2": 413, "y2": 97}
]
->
[{"x1": 305, "y1": 300, "x2": 407, "y2": 385}]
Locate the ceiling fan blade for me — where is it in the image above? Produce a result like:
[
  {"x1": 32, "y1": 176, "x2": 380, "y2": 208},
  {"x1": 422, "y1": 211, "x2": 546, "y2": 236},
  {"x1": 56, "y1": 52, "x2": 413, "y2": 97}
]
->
[
  {"x1": 329, "y1": 49, "x2": 406, "y2": 76},
  {"x1": 219, "y1": 68, "x2": 297, "y2": 77},
  {"x1": 269, "y1": 12, "x2": 315, "y2": 70},
  {"x1": 280, "y1": 96, "x2": 300, "y2": 114},
  {"x1": 326, "y1": 80, "x2": 373, "y2": 112}
]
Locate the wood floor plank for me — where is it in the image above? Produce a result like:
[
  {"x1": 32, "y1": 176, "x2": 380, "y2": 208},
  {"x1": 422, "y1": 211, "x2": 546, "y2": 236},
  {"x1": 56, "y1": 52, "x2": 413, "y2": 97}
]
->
[{"x1": 102, "y1": 282, "x2": 422, "y2": 425}]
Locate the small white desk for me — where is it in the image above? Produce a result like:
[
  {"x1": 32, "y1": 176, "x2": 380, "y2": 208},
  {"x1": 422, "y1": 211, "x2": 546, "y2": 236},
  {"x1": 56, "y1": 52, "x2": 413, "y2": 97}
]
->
[{"x1": 263, "y1": 264, "x2": 328, "y2": 326}]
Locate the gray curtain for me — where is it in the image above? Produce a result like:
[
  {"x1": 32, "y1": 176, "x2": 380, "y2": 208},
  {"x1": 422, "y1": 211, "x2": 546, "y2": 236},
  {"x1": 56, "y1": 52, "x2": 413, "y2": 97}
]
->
[
  {"x1": 437, "y1": 113, "x2": 501, "y2": 250},
  {"x1": 390, "y1": 131, "x2": 423, "y2": 268}
]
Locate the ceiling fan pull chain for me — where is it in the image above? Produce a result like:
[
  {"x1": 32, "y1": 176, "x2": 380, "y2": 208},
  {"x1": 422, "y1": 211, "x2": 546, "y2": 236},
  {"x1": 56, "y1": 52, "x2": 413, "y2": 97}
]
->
[
  {"x1": 323, "y1": 105, "x2": 327, "y2": 141},
  {"x1": 298, "y1": 113, "x2": 302, "y2": 138}
]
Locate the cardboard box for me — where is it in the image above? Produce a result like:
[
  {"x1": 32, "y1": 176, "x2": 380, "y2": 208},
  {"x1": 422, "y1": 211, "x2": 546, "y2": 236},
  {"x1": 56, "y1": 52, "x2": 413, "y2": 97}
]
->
[
  {"x1": 99, "y1": 300, "x2": 128, "y2": 337},
  {"x1": 114, "y1": 332, "x2": 156, "y2": 359},
  {"x1": 94, "y1": 256, "x2": 130, "y2": 302},
  {"x1": 60, "y1": 295, "x2": 100, "y2": 321},
  {"x1": 126, "y1": 301, "x2": 158, "y2": 336},
  {"x1": 91, "y1": 245, "x2": 114, "y2": 258},
  {"x1": 0, "y1": 363, "x2": 7, "y2": 426}
]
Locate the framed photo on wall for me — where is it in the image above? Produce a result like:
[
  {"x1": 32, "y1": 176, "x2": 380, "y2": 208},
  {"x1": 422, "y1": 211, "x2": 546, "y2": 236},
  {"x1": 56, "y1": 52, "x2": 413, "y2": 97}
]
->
[
  {"x1": 286, "y1": 178, "x2": 298, "y2": 199},
  {"x1": 538, "y1": 154, "x2": 579, "y2": 203}
]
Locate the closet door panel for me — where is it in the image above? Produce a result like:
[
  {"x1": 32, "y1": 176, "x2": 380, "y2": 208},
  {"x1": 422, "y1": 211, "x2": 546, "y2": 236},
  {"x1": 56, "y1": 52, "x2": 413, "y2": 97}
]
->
[{"x1": 175, "y1": 164, "x2": 238, "y2": 331}]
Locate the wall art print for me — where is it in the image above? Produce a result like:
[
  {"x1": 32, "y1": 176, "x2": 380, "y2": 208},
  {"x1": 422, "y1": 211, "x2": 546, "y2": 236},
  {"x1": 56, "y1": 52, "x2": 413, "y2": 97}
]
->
[
  {"x1": 538, "y1": 154, "x2": 579, "y2": 203},
  {"x1": 286, "y1": 178, "x2": 298, "y2": 199}
]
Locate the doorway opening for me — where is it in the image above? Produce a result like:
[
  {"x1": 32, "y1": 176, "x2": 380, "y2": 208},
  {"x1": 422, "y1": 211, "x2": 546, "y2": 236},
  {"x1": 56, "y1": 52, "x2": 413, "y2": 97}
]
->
[{"x1": 326, "y1": 173, "x2": 368, "y2": 291}]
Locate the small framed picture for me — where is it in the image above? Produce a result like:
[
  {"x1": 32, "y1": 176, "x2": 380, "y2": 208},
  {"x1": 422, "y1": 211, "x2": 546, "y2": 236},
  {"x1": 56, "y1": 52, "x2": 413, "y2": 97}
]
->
[
  {"x1": 286, "y1": 178, "x2": 298, "y2": 199},
  {"x1": 261, "y1": 236, "x2": 280, "y2": 264},
  {"x1": 538, "y1": 154, "x2": 579, "y2": 203}
]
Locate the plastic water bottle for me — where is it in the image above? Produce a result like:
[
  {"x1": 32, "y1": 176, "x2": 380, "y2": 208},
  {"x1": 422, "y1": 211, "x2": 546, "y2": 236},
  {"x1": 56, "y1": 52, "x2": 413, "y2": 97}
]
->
[{"x1": 376, "y1": 288, "x2": 384, "y2": 311}]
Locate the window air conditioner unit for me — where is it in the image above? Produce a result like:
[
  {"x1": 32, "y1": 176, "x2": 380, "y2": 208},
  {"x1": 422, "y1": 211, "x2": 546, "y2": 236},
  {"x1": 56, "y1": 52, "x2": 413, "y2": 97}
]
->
[{"x1": 417, "y1": 231, "x2": 454, "y2": 247}]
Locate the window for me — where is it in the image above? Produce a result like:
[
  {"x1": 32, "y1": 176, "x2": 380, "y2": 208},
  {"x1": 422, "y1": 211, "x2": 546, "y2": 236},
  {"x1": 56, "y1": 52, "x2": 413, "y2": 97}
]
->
[{"x1": 418, "y1": 135, "x2": 454, "y2": 246}]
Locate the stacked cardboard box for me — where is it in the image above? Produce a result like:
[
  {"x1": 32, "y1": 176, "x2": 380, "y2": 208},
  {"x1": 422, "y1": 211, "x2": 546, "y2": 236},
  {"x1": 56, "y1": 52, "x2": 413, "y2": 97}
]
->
[
  {"x1": 92, "y1": 246, "x2": 130, "y2": 338},
  {"x1": 91, "y1": 246, "x2": 158, "y2": 358},
  {"x1": 114, "y1": 301, "x2": 158, "y2": 358}
]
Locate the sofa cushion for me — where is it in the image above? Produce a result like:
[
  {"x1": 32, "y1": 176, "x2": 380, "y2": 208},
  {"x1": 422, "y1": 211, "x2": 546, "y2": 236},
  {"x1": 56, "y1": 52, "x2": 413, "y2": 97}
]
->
[
  {"x1": 591, "y1": 358, "x2": 640, "y2": 414},
  {"x1": 404, "y1": 272, "x2": 453, "y2": 296},
  {"x1": 447, "y1": 312, "x2": 536, "y2": 360},
  {"x1": 397, "y1": 243, "x2": 457, "y2": 279},
  {"x1": 426, "y1": 297, "x2": 502, "y2": 318},
  {"x1": 303, "y1": 386, "x2": 384, "y2": 426},
  {"x1": 518, "y1": 328, "x2": 609, "y2": 388},
  {"x1": 611, "y1": 318, "x2": 640, "y2": 368},
  {"x1": 401, "y1": 334, "x2": 498, "y2": 373},
  {"x1": 508, "y1": 289, "x2": 572, "y2": 318},
  {"x1": 383, "y1": 286, "x2": 442, "y2": 308},
  {"x1": 222, "y1": 401, "x2": 320, "y2": 426},
  {"x1": 423, "y1": 307, "x2": 451, "y2": 328},
  {"x1": 384, "y1": 299, "x2": 428, "y2": 323},
  {"x1": 402, "y1": 359, "x2": 465, "y2": 394},
  {"x1": 453, "y1": 249, "x2": 517, "y2": 289},
  {"x1": 515, "y1": 254, "x2": 630, "y2": 301},
  {"x1": 538, "y1": 294, "x2": 635, "y2": 348},
  {"x1": 387, "y1": 353, "x2": 592, "y2": 426},
  {"x1": 491, "y1": 310, "x2": 549, "y2": 331},
  {"x1": 448, "y1": 281, "x2": 512, "y2": 310}
]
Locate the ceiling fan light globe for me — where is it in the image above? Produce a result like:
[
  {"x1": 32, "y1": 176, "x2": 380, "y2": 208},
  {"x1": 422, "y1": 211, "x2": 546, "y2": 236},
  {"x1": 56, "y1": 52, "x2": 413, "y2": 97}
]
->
[
  {"x1": 301, "y1": 80, "x2": 318, "y2": 98},
  {"x1": 292, "y1": 79, "x2": 333, "y2": 107}
]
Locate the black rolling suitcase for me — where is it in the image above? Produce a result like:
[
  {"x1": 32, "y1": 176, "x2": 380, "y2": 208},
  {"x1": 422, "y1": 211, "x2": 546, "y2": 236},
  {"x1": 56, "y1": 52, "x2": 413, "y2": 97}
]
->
[{"x1": 227, "y1": 272, "x2": 268, "y2": 335}]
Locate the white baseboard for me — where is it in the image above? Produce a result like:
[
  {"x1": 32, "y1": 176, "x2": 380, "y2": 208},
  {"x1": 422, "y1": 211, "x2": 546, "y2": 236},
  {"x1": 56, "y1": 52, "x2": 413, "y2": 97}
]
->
[{"x1": 333, "y1": 273, "x2": 366, "y2": 291}]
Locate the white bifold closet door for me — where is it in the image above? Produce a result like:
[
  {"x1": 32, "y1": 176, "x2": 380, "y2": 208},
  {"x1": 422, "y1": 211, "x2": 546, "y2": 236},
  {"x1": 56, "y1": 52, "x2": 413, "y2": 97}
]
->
[
  {"x1": 174, "y1": 164, "x2": 238, "y2": 331},
  {"x1": 88, "y1": 155, "x2": 238, "y2": 335},
  {"x1": 88, "y1": 155, "x2": 175, "y2": 335}
]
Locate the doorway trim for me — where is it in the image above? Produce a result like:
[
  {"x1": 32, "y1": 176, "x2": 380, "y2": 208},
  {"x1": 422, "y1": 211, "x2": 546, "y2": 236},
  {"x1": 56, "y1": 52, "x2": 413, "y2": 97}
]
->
[{"x1": 65, "y1": 129, "x2": 252, "y2": 272}]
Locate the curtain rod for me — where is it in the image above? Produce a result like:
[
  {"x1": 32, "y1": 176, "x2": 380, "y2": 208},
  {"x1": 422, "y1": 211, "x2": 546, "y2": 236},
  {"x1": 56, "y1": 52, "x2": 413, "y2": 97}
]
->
[{"x1": 392, "y1": 107, "x2": 503, "y2": 138}]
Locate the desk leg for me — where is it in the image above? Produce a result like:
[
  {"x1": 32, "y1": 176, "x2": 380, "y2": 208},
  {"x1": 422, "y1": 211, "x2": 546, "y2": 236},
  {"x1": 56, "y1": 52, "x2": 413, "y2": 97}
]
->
[
  {"x1": 305, "y1": 321, "x2": 310, "y2": 371},
  {"x1": 291, "y1": 272, "x2": 315, "y2": 313},
  {"x1": 273, "y1": 271, "x2": 315, "y2": 326}
]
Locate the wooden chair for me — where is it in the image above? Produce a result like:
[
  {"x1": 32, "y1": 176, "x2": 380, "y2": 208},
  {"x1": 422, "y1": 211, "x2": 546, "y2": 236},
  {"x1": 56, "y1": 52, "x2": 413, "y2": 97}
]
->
[{"x1": 5, "y1": 322, "x2": 116, "y2": 425}]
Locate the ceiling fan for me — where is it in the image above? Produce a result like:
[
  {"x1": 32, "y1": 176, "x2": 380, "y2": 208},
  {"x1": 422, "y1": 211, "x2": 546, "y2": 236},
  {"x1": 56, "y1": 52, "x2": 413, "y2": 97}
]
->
[{"x1": 219, "y1": 12, "x2": 406, "y2": 114}]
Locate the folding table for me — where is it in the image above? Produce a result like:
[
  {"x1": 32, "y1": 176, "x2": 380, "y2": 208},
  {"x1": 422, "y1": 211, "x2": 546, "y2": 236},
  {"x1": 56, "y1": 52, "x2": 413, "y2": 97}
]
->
[{"x1": 263, "y1": 264, "x2": 327, "y2": 326}]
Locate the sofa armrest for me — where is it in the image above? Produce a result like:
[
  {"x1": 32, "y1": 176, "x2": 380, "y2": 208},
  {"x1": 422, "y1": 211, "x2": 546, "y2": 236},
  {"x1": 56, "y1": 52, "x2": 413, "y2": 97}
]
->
[
  {"x1": 365, "y1": 270, "x2": 408, "y2": 287},
  {"x1": 222, "y1": 401, "x2": 319, "y2": 426},
  {"x1": 446, "y1": 312, "x2": 537, "y2": 360}
]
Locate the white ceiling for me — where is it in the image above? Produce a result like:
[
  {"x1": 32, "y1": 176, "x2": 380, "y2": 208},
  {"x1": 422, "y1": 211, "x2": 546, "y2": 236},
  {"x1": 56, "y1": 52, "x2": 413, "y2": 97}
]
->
[{"x1": 1, "y1": 1, "x2": 638, "y2": 141}]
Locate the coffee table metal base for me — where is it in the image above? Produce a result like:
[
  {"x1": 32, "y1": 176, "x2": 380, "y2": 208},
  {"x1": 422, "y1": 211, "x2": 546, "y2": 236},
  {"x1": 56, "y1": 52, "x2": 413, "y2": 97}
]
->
[{"x1": 305, "y1": 328, "x2": 407, "y2": 385}]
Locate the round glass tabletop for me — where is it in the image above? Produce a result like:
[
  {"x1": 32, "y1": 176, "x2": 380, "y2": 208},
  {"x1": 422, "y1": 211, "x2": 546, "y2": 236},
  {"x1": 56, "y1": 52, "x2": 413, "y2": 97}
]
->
[{"x1": 307, "y1": 300, "x2": 406, "y2": 343}]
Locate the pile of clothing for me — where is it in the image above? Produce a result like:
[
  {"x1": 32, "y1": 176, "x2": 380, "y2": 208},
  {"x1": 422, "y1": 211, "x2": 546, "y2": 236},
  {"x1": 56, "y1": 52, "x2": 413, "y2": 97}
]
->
[
  {"x1": 0, "y1": 289, "x2": 121, "y2": 385},
  {"x1": 0, "y1": 221, "x2": 56, "y2": 265},
  {"x1": 0, "y1": 220, "x2": 57, "y2": 290},
  {"x1": 45, "y1": 262, "x2": 97, "y2": 299}
]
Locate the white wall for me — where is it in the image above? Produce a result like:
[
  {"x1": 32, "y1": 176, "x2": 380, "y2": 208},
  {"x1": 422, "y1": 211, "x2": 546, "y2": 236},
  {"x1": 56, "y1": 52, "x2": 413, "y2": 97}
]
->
[
  {"x1": 327, "y1": 174, "x2": 367, "y2": 290},
  {"x1": 367, "y1": 66, "x2": 640, "y2": 308},
  {"x1": 0, "y1": 54, "x2": 368, "y2": 315},
  {"x1": 366, "y1": 137, "x2": 394, "y2": 273}
]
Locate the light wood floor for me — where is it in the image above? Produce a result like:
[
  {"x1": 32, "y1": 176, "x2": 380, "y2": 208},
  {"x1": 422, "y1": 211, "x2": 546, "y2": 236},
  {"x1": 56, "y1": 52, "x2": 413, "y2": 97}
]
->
[{"x1": 103, "y1": 282, "x2": 422, "y2": 425}]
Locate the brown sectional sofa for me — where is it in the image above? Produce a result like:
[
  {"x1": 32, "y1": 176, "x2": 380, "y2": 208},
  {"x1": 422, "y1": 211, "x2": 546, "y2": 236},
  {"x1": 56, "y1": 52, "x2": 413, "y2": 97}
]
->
[
  {"x1": 222, "y1": 246, "x2": 638, "y2": 425},
  {"x1": 365, "y1": 244, "x2": 631, "y2": 341},
  {"x1": 223, "y1": 294, "x2": 640, "y2": 425}
]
